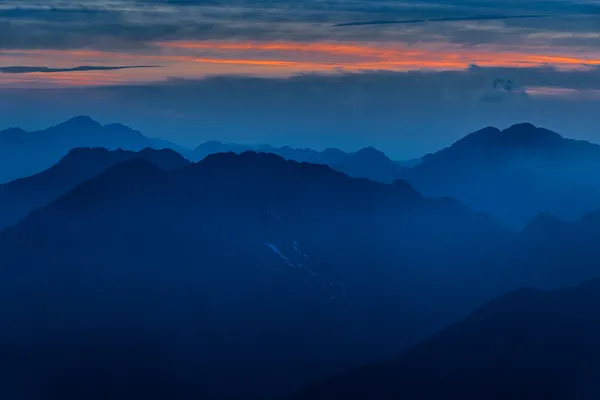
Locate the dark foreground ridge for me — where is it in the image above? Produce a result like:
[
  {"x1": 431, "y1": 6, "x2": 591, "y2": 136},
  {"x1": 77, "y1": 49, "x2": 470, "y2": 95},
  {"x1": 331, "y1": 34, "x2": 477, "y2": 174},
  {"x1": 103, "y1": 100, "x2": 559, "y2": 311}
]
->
[
  {"x1": 295, "y1": 279, "x2": 600, "y2": 399},
  {"x1": 2, "y1": 123, "x2": 600, "y2": 399},
  {"x1": 0, "y1": 150, "x2": 505, "y2": 399}
]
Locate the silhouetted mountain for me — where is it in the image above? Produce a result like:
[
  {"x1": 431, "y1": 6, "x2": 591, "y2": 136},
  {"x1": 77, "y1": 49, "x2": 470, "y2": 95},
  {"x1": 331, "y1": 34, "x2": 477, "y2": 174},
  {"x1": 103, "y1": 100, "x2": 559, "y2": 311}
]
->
[
  {"x1": 333, "y1": 146, "x2": 405, "y2": 183},
  {"x1": 0, "y1": 116, "x2": 184, "y2": 183},
  {"x1": 0, "y1": 151, "x2": 505, "y2": 399},
  {"x1": 321, "y1": 147, "x2": 349, "y2": 164},
  {"x1": 496, "y1": 206, "x2": 600, "y2": 289},
  {"x1": 0, "y1": 147, "x2": 189, "y2": 229},
  {"x1": 402, "y1": 123, "x2": 600, "y2": 226},
  {"x1": 520, "y1": 212, "x2": 567, "y2": 237},
  {"x1": 192, "y1": 140, "x2": 252, "y2": 160},
  {"x1": 192, "y1": 141, "x2": 348, "y2": 166},
  {"x1": 192, "y1": 141, "x2": 406, "y2": 182},
  {"x1": 295, "y1": 279, "x2": 600, "y2": 399}
]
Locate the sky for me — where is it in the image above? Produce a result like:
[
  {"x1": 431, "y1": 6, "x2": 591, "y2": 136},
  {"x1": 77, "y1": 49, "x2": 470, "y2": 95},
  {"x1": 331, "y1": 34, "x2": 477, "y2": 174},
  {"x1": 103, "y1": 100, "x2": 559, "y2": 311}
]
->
[{"x1": 1, "y1": 0, "x2": 600, "y2": 157}]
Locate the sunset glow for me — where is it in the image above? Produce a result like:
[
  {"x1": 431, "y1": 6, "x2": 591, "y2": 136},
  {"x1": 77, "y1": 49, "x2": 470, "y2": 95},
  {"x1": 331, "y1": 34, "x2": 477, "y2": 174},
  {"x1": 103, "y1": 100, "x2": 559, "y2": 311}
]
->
[{"x1": 3, "y1": 40, "x2": 600, "y2": 87}]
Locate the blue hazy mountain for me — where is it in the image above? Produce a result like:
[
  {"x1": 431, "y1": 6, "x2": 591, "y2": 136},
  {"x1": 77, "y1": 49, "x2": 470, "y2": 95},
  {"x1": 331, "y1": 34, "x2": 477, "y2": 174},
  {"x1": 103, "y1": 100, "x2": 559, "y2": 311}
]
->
[
  {"x1": 333, "y1": 146, "x2": 405, "y2": 183},
  {"x1": 0, "y1": 147, "x2": 189, "y2": 230},
  {"x1": 5, "y1": 123, "x2": 600, "y2": 399},
  {"x1": 0, "y1": 116, "x2": 185, "y2": 183},
  {"x1": 192, "y1": 141, "x2": 348, "y2": 165},
  {"x1": 0, "y1": 151, "x2": 505, "y2": 399},
  {"x1": 295, "y1": 279, "x2": 600, "y2": 400},
  {"x1": 402, "y1": 123, "x2": 600, "y2": 227},
  {"x1": 3, "y1": 150, "x2": 600, "y2": 398},
  {"x1": 192, "y1": 141, "x2": 406, "y2": 183},
  {"x1": 493, "y1": 207, "x2": 600, "y2": 290}
]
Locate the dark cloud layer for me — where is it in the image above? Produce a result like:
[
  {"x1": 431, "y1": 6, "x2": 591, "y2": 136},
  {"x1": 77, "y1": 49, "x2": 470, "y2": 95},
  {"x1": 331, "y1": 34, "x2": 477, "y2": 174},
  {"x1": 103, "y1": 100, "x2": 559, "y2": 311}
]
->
[
  {"x1": 334, "y1": 14, "x2": 550, "y2": 27},
  {"x1": 0, "y1": 0, "x2": 599, "y2": 50},
  {"x1": 0, "y1": 65, "x2": 158, "y2": 74}
]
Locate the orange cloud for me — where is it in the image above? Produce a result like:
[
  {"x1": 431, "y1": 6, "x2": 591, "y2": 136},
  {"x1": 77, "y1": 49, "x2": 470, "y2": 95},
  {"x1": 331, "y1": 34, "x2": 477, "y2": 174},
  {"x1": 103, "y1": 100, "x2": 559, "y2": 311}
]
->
[
  {"x1": 3, "y1": 40, "x2": 600, "y2": 87},
  {"x1": 161, "y1": 40, "x2": 600, "y2": 69}
]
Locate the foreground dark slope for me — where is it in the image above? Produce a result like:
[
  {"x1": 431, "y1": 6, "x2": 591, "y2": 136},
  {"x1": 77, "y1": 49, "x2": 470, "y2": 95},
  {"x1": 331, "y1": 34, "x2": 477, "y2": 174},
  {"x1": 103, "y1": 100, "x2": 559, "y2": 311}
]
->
[
  {"x1": 0, "y1": 147, "x2": 189, "y2": 229},
  {"x1": 402, "y1": 123, "x2": 600, "y2": 226},
  {"x1": 0, "y1": 152, "x2": 505, "y2": 399},
  {"x1": 0, "y1": 116, "x2": 182, "y2": 183},
  {"x1": 295, "y1": 279, "x2": 600, "y2": 400}
]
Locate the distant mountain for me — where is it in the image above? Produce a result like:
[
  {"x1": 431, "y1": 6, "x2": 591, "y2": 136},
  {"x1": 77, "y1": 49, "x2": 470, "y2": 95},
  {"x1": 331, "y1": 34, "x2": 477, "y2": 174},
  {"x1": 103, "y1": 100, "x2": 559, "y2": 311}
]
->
[
  {"x1": 402, "y1": 123, "x2": 600, "y2": 227},
  {"x1": 295, "y1": 279, "x2": 600, "y2": 399},
  {"x1": 0, "y1": 116, "x2": 184, "y2": 183},
  {"x1": 192, "y1": 141, "x2": 349, "y2": 166},
  {"x1": 192, "y1": 140, "x2": 252, "y2": 160},
  {"x1": 0, "y1": 151, "x2": 504, "y2": 399},
  {"x1": 495, "y1": 205, "x2": 600, "y2": 289},
  {"x1": 192, "y1": 141, "x2": 406, "y2": 182},
  {"x1": 0, "y1": 147, "x2": 189, "y2": 229},
  {"x1": 332, "y1": 147, "x2": 405, "y2": 183}
]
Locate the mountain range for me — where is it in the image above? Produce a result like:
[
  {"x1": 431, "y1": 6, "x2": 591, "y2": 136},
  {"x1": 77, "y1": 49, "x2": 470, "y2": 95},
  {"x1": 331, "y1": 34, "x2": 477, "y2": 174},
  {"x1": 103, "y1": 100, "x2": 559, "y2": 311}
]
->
[
  {"x1": 1, "y1": 147, "x2": 600, "y2": 398},
  {"x1": 0, "y1": 116, "x2": 410, "y2": 186},
  {"x1": 0, "y1": 116, "x2": 181, "y2": 183},
  {"x1": 295, "y1": 279, "x2": 600, "y2": 399},
  {"x1": 0, "y1": 147, "x2": 189, "y2": 229},
  {"x1": 0, "y1": 150, "x2": 507, "y2": 399},
  {"x1": 192, "y1": 141, "x2": 410, "y2": 183},
  {"x1": 3, "y1": 117, "x2": 600, "y2": 398},
  {"x1": 179, "y1": 122, "x2": 600, "y2": 227},
  {"x1": 401, "y1": 123, "x2": 600, "y2": 226},
  {"x1": 8, "y1": 117, "x2": 600, "y2": 228}
]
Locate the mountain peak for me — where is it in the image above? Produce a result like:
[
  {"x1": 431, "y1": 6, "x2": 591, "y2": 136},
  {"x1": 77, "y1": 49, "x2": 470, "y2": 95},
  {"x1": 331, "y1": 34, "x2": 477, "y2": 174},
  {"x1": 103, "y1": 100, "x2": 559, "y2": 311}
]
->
[
  {"x1": 61, "y1": 147, "x2": 113, "y2": 161},
  {"x1": 501, "y1": 123, "x2": 562, "y2": 144},
  {"x1": 452, "y1": 126, "x2": 501, "y2": 145},
  {"x1": 354, "y1": 146, "x2": 386, "y2": 158},
  {"x1": 63, "y1": 115, "x2": 99, "y2": 125},
  {"x1": 54, "y1": 115, "x2": 102, "y2": 131},
  {"x1": 506, "y1": 122, "x2": 536, "y2": 131},
  {"x1": 437, "y1": 123, "x2": 562, "y2": 157},
  {"x1": 137, "y1": 147, "x2": 190, "y2": 170},
  {"x1": 521, "y1": 212, "x2": 565, "y2": 235},
  {"x1": 0, "y1": 127, "x2": 27, "y2": 135},
  {"x1": 0, "y1": 127, "x2": 28, "y2": 141}
]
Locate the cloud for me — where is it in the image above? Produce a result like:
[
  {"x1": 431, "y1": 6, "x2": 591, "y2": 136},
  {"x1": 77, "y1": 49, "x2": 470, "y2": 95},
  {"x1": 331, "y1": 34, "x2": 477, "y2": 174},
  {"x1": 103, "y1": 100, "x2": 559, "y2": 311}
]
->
[
  {"x1": 2, "y1": 66, "x2": 600, "y2": 159},
  {"x1": 0, "y1": 0, "x2": 599, "y2": 51},
  {"x1": 478, "y1": 77, "x2": 529, "y2": 102},
  {"x1": 334, "y1": 14, "x2": 550, "y2": 27},
  {"x1": 0, "y1": 65, "x2": 159, "y2": 74}
]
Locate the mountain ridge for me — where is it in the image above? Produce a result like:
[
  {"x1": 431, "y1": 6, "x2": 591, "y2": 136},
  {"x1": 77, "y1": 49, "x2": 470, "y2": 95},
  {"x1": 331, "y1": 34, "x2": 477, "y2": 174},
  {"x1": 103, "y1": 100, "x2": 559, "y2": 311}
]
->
[
  {"x1": 0, "y1": 149, "x2": 507, "y2": 399},
  {"x1": 0, "y1": 116, "x2": 184, "y2": 183},
  {"x1": 0, "y1": 147, "x2": 190, "y2": 230},
  {"x1": 294, "y1": 279, "x2": 600, "y2": 399},
  {"x1": 402, "y1": 122, "x2": 600, "y2": 226}
]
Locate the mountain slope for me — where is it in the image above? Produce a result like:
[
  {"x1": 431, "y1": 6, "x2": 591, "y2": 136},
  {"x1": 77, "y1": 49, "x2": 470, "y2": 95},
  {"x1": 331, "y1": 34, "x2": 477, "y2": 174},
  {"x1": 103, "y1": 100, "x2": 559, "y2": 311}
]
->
[
  {"x1": 332, "y1": 146, "x2": 405, "y2": 183},
  {"x1": 0, "y1": 116, "x2": 184, "y2": 182},
  {"x1": 0, "y1": 151, "x2": 505, "y2": 400},
  {"x1": 192, "y1": 141, "x2": 405, "y2": 182},
  {"x1": 0, "y1": 147, "x2": 189, "y2": 229},
  {"x1": 402, "y1": 123, "x2": 600, "y2": 226},
  {"x1": 295, "y1": 279, "x2": 600, "y2": 400}
]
